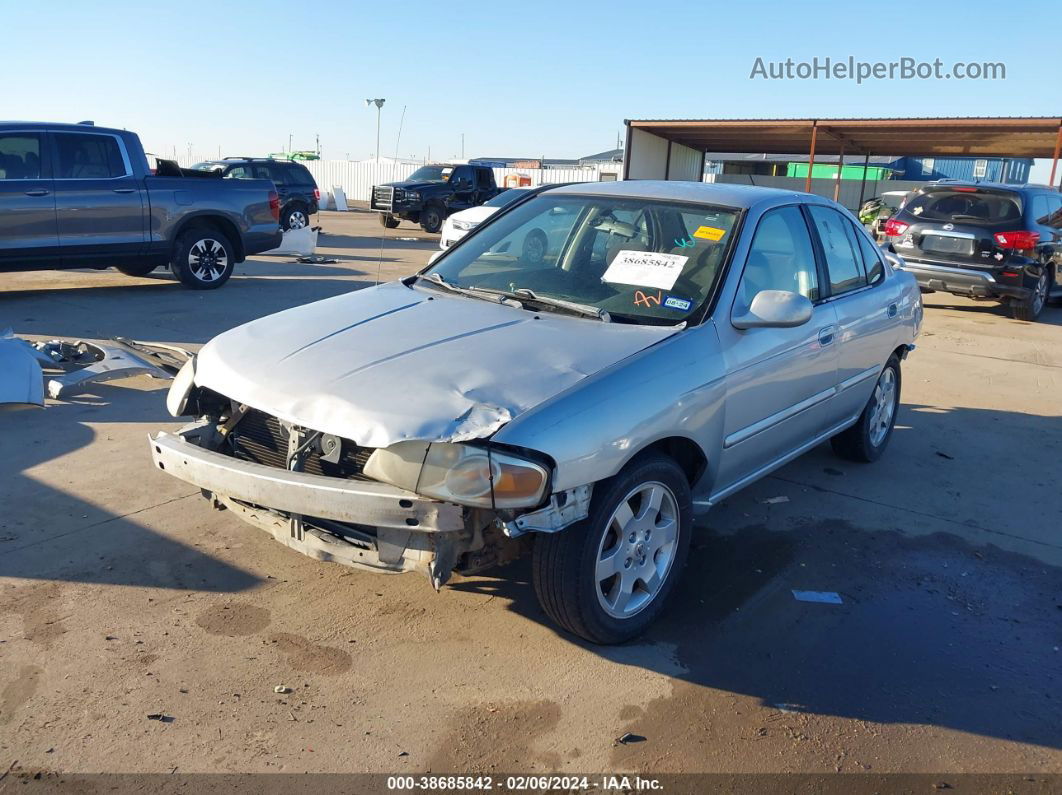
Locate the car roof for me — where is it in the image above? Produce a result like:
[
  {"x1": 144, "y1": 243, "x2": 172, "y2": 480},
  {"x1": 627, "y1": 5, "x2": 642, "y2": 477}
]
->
[
  {"x1": 546, "y1": 179, "x2": 833, "y2": 211},
  {"x1": 0, "y1": 121, "x2": 128, "y2": 135},
  {"x1": 919, "y1": 180, "x2": 1050, "y2": 194}
]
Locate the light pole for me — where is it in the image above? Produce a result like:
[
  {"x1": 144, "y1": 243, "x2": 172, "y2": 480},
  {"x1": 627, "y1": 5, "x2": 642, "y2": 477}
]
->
[{"x1": 365, "y1": 98, "x2": 385, "y2": 162}]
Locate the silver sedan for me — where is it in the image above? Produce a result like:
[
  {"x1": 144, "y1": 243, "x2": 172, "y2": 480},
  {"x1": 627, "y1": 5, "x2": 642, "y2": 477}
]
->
[{"x1": 152, "y1": 180, "x2": 921, "y2": 643}]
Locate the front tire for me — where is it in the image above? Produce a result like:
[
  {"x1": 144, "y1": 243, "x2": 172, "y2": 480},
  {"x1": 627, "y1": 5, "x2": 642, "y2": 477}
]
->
[
  {"x1": 169, "y1": 226, "x2": 235, "y2": 290},
  {"x1": 831, "y1": 354, "x2": 901, "y2": 463},
  {"x1": 532, "y1": 454, "x2": 692, "y2": 644},
  {"x1": 521, "y1": 229, "x2": 548, "y2": 265},
  {"x1": 1009, "y1": 269, "x2": 1049, "y2": 321},
  {"x1": 420, "y1": 204, "x2": 445, "y2": 234},
  {"x1": 379, "y1": 213, "x2": 400, "y2": 229}
]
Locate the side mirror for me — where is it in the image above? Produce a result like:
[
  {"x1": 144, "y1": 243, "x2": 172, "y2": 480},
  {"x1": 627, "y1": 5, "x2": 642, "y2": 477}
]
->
[{"x1": 732, "y1": 290, "x2": 813, "y2": 330}]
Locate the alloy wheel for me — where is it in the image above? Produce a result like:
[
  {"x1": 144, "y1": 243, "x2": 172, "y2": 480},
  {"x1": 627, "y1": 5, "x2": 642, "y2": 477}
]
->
[
  {"x1": 595, "y1": 481, "x2": 679, "y2": 619},
  {"x1": 868, "y1": 367, "x2": 897, "y2": 448},
  {"x1": 188, "y1": 239, "x2": 228, "y2": 283}
]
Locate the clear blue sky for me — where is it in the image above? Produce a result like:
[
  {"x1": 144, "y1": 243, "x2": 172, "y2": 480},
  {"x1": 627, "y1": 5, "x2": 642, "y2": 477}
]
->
[{"x1": 5, "y1": 0, "x2": 1059, "y2": 176}]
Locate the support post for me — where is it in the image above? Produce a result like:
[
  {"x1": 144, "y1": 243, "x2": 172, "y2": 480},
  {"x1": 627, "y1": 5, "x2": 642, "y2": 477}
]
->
[
  {"x1": 1050, "y1": 123, "x2": 1062, "y2": 191},
  {"x1": 833, "y1": 143, "x2": 845, "y2": 202},
  {"x1": 805, "y1": 123, "x2": 818, "y2": 193},
  {"x1": 857, "y1": 152, "x2": 870, "y2": 207}
]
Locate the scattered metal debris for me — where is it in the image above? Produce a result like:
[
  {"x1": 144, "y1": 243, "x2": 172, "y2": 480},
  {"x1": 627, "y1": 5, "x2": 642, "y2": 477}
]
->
[
  {"x1": 274, "y1": 685, "x2": 293, "y2": 694},
  {"x1": 616, "y1": 732, "x2": 646, "y2": 745},
  {"x1": 45, "y1": 341, "x2": 175, "y2": 399},
  {"x1": 792, "y1": 590, "x2": 844, "y2": 605},
  {"x1": 1, "y1": 331, "x2": 191, "y2": 404},
  {"x1": 297, "y1": 255, "x2": 339, "y2": 264},
  {"x1": 146, "y1": 713, "x2": 174, "y2": 723}
]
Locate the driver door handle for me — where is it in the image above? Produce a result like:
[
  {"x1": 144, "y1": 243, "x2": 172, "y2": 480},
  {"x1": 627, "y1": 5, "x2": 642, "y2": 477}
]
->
[
  {"x1": 112, "y1": 188, "x2": 136, "y2": 194},
  {"x1": 818, "y1": 326, "x2": 836, "y2": 346}
]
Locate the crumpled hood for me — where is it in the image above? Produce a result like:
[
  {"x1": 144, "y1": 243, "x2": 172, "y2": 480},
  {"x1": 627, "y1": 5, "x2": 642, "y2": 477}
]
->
[{"x1": 194, "y1": 282, "x2": 677, "y2": 448}]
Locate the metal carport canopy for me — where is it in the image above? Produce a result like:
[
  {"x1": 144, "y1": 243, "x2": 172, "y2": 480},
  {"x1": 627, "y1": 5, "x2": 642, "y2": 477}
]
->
[{"x1": 623, "y1": 116, "x2": 1062, "y2": 187}]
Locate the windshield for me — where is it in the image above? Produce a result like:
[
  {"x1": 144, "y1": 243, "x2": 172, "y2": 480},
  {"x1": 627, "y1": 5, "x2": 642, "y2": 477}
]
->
[
  {"x1": 484, "y1": 189, "x2": 527, "y2": 209},
  {"x1": 905, "y1": 188, "x2": 1023, "y2": 225},
  {"x1": 423, "y1": 195, "x2": 739, "y2": 324},
  {"x1": 407, "y1": 165, "x2": 453, "y2": 182}
]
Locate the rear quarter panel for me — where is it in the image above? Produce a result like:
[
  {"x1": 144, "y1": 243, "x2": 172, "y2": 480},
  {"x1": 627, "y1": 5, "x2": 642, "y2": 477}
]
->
[{"x1": 144, "y1": 177, "x2": 280, "y2": 254}]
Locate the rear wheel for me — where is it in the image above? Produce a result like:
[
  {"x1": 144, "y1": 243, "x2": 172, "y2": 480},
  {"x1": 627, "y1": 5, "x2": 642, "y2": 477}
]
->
[
  {"x1": 532, "y1": 454, "x2": 692, "y2": 644},
  {"x1": 1009, "y1": 269, "x2": 1049, "y2": 321},
  {"x1": 115, "y1": 263, "x2": 159, "y2": 277},
  {"x1": 831, "y1": 354, "x2": 901, "y2": 463},
  {"x1": 281, "y1": 205, "x2": 309, "y2": 231},
  {"x1": 379, "y1": 213, "x2": 399, "y2": 229},
  {"x1": 169, "y1": 226, "x2": 235, "y2": 290},
  {"x1": 420, "y1": 204, "x2": 445, "y2": 234}
]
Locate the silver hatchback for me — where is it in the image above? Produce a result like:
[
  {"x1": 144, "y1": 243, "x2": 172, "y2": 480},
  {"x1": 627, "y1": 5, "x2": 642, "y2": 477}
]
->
[{"x1": 152, "y1": 181, "x2": 921, "y2": 643}]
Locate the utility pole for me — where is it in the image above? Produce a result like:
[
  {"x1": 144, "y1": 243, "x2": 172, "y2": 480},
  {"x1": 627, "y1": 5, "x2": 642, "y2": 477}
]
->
[
  {"x1": 365, "y1": 98, "x2": 386, "y2": 162},
  {"x1": 393, "y1": 105, "x2": 406, "y2": 161}
]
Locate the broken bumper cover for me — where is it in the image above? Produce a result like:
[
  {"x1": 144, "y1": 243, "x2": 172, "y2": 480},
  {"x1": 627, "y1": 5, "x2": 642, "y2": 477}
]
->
[{"x1": 150, "y1": 430, "x2": 468, "y2": 579}]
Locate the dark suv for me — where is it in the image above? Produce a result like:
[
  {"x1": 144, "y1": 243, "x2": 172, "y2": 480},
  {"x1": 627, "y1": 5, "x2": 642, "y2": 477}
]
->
[
  {"x1": 192, "y1": 158, "x2": 319, "y2": 231},
  {"x1": 884, "y1": 182, "x2": 1062, "y2": 321}
]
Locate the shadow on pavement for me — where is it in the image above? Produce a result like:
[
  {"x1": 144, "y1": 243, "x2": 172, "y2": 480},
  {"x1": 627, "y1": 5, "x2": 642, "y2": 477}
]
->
[
  {"x1": 0, "y1": 383, "x2": 261, "y2": 593},
  {"x1": 452, "y1": 401, "x2": 1062, "y2": 751}
]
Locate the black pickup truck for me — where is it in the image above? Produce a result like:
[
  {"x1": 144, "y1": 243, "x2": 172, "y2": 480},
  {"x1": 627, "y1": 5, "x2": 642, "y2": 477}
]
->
[
  {"x1": 370, "y1": 163, "x2": 502, "y2": 233},
  {"x1": 0, "y1": 122, "x2": 282, "y2": 289}
]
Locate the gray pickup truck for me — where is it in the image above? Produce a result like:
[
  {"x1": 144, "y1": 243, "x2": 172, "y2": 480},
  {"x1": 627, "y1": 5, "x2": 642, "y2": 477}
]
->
[{"x1": 0, "y1": 122, "x2": 282, "y2": 289}]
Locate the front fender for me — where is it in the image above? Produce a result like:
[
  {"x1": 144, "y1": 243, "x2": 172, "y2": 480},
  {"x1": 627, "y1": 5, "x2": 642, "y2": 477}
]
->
[{"x1": 492, "y1": 323, "x2": 727, "y2": 496}]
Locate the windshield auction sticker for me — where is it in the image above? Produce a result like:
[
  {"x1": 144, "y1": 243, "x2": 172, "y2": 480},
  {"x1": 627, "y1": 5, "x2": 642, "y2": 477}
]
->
[
  {"x1": 693, "y1": 225, "x2": 726, "y2": 241},
  {"x1": 603, "y1": 250, "x2": 688, "y2": 291}
]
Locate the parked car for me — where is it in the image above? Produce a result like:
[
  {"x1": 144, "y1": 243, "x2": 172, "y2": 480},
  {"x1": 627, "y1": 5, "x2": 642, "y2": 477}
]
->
[
  {"x1": 151, "y1": 181, "x2": 921, "y2": 643},
  {"x1": 191, "y1": 158, "x2": 320, "y2": 231},
  {"x1": 371, "y1": 163, "x2": 502, "y2": 233},
  {"x1": 0, "y1": 122, "x2": 282, "y2": 288},
  {"x1": 440, "y1": 184, "x2": 578, "y2": 254},
  {"x1": 883, "y1": 181, "x2": 1062, "y2": 321},
  {"x1": 859, "y1": 190, "x2": 910, "y2": 237}
]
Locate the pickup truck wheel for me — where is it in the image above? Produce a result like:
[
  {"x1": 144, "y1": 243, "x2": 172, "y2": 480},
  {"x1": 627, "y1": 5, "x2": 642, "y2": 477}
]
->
[
  {"x1": 521, "y1": 229, "x2": 548, "y2": 265},
  {"x1": 379, "y1": 213, "x2": 400, "y2": 229},
  {"x1": 115, "y1": 263, "x2": 159, "y2": 277},
  {"x1": 420, "y1": 205, "x2": 445, "y2": 234},
  {"x1": 831, "y1": 354, "x2": 901, "y2": 463},
  {"x1": 170, "y1": 227, "x2": 235, "y2": 289},
  {"x1": 281, "y1": 205, "x2": 309, "y2": 231},
  {"x1": 1009, "y1": 270, "x2": 1049, "y2": 321},
  {"x1": 532, "y1": 454, "x2": 692, "y2": 644}
]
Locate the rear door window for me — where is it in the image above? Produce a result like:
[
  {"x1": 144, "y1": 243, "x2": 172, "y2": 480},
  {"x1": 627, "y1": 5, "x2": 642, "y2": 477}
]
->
[
  {"x1": 903, "y1": 189, "x2": 1022, "y2": 225},
  {"x1": 0, "y1": 133, "x2": 42, "y2": 179},
  {"x1": 808, "y1": 206, "x2": 867, "y2": 295},
  {"x1": 850, "y1": 220, "x2": 885, "y2": 284},
  {"x1": 53, "y1": 133, "x2": 128, "y2": 179}
]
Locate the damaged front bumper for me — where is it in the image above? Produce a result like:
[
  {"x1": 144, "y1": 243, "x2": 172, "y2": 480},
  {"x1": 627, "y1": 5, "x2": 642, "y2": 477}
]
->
[{"x1": 150, "y1": 429, "x2": 476, "y2": 586}]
